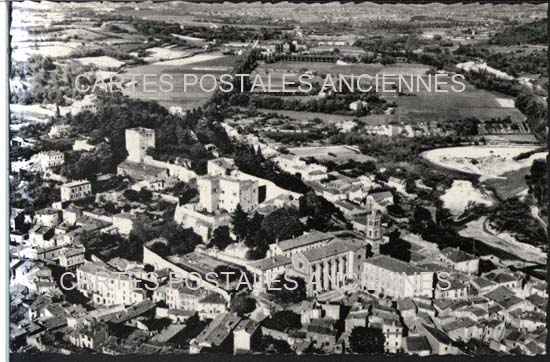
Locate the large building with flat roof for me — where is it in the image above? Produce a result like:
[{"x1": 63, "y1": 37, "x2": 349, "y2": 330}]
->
[
  {"x1": 363, "y1": 255, "x2": 434, "y2": 299},
  {"x1": 60, "y1": 179, "x2": 92, "y2": 202},
  {"x1": 197, "y1": 175, "x2": 258, "y2": 213}
]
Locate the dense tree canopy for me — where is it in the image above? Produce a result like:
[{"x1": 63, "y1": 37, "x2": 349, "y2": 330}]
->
[{"x1": 349, "y1": 326, "x2": 386, "y2": 354}]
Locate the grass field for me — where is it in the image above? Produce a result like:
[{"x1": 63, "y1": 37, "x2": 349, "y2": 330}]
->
[
  {"x1": 387, "y1": 76, "x2": 525, "y2": 123},
  {"x1": 254, "y1": 63, "x2": 522, "y2": 124},
  {"x1": 11, "y1": 42, "x2": 80, "y2": 61},
  {"x1": 122, "y1": 53, "x2": 237, "y2": 110},
  {"x1": 143, "y1": 47, "x2": 194, "y2": 62},
  {"x1": 255, "y1": 108, "x2": 390, "y2": 124},
  {"x1": 75, "y1": 56, "x2": 126, "y2": 69},
  {"x1": 288, "y1": 145, "x2": 376, "y2": 163}
]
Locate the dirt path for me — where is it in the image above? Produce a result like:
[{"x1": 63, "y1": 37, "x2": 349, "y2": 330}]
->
[{"x1": 530, "y1": 205, "x2": 548, "y2": 230}]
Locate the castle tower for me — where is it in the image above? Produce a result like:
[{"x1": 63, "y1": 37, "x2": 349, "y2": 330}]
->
[{"x1": 125, "y1": 128, "x2": 155, "y2": 163}]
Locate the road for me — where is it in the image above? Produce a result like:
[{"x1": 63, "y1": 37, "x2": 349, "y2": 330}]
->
[{"x1": 458, "y1": 216, "x2": 546, "y2": 265}]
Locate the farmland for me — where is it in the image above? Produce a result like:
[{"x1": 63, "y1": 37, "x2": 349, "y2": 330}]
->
[
  {"x1": 74, "y1": 55, "x2": 126, "y2": 69},
  {"x1": 121, "y1": 53, "x2": 237, "y2": 110},
  {"x1": 11, "y1": 42, "x2": 80, "y2": 61},
  {"x1": 256, "y1": 108, "x2": 364, "y2": 123},
  {"x1": 288, "y1": 145, "x2": 376, "y2": 164},
  {"x1": 252, "y1": 62, "x2": 525, "y2": 125}
]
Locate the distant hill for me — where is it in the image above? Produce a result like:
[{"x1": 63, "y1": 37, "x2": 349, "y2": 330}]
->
[{"x1": 491, "y1": 19, "x2": 547, "y2": 45}]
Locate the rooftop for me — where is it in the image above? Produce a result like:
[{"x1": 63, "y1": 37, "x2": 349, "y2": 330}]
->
[
  {"x1": 234, "y1": 319, "x2": 258, "y2": 334},
  {"x1": 199, "y1": 293, "x2": 226, "y2": 305},
  {"x1": 113, "y1": 212, "x2": 137, "y2": 220},
  {"x1": 249, "y1": 255, "x2": 291, "y2": 271},
  {"x1": 368, "y1": 191, "x2": 393, "y2": 202},
  {"x1": 301, "y1": 239, "x2": 361, "y2": 262},
  {"x1": 442, "y1": 317, "x2": 476, "y2": 332},
  {"x1": 440, "y1": 247, "x2": 477, "y2": 263},
  {"x1": 208, "y1": 158, "x2": 236, "y2": 170},
  {"x1": 194, "y1": 312, "x2": 240, "y2": 347},
  {"x1": 61, "y1": 179, "x2": 91, "y2": 188},
  {"x1": 486, "y1": 272, "x2": 520, "y2": 284},
  {"x1": 35, "y1": 208, "x2": 61, "y2": 215},
  {"x1": 406, "y1": 336, "x2": 431, "y2": 352},
  {"x1": 118, "y1": 160, "x2": 166, "y2": 175},
  {"x1": 484, "y1": 286, "x2": 516, "y2": 303},
  {"x1": 366, "y1": 255, "x2": 427, "y2": 275},
  {"x1": 148, "y1": 324, "x2": 186, "y2": 344},
  {"x1": 276, "y1": 231, "x2": 333, "y2": 252},
  {"x1": 472, "y1": 276, "x2": 496, "y2": 289}
]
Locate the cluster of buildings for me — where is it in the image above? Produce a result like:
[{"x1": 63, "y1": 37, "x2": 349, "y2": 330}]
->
[{"x1": 10, "y1": 119, "x2": 548, "y2": 357}]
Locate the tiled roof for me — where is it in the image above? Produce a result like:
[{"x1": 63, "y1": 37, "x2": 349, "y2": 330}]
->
[
  {"x1": 194, "y1": 312, "x2": 240, "y2": 346},
  {"x1": 234, "y1": 319, "x2": 258, "y2": 334},
  {"x1": 422, "y1": 324, "x2": 453, "y2": 344},
  {"x1": 484, "y1": 286, "x2": 516, "y2": 303},
  {"x1": 249, "y1": 255, "x2": 291, "y2": 271},
  {"x1": 440, "y1": 247, "x2": 476, "y2": 263},
  {"x1": 366, "y1": 255, "x2": 426, "y2": 275},
  {"x1": 406, "y1": 336, "x2": 431, "y2": 352},
  {"x1": 199, "y1": 293, "x2": 226, "y2": 305},
  {"x1": 442, "y1": 317, "x2": 476, "y2": 332},
  {"x1": 276, "y1": 231, "x2": 333, "y2": 251},
  {"x1": 300, "y1": 240, "x2": 360, "y2": 262},
  {"x1": 472, "y1": 276, "x2": 496, "y2": 289}
]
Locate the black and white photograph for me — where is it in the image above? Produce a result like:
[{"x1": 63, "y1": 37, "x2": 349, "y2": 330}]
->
[{"x1": 7, "y1": 0, "x2": 549, "y2": 358}]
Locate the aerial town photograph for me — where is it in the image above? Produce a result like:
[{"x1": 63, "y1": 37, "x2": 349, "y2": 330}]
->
[{"x1": 7, "y1": 0, "x2": 548, "y2": 358}]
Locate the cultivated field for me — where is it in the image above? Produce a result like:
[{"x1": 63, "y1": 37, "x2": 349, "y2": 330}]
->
[
  {"x1": 388, "y1": 76, "x2": 525, "y2": 123},
  {"x1": 11, "y1": 42, "x2": 80, "y2": 61},
  {"x1": 255, "y1": 108, "x2": 393, "y2": 125},
  {"x1": 121, "y1": 53, "x2": 237, "y2": 110},
  {"x1": 143, "y1": 47, "x2": 195, "y2": 62},
  {"x1": 74, "y1": 56, "x2": 126, "y2": 69},
  {"x1": 255, "y1": 62, "x2": 431, "y2": 77},
  {"x1": 288, "y1": 145, "x2": 376, "y2": 163}
]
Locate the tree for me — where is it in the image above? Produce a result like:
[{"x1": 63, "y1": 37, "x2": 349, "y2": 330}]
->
[
  {"x1": 526, "y1": 158, "x2": 548, "y2": 215},
  {"x1": 348, "y1": 326, "x2": 385, "y2": 354},
  {"x1": 411, "y1": 205, "x2": 436, "y2": 233},
  {"x1": 298, "y1": 191, "x2": 345, "y2": 230},
  {"x1": 380, "y1": 230, "x2": 411, "y2": 262},
  {"x1": 126, "y1": 218, "x2": 201, "y2": 260},
  {"x1": 164, "y1": 225, "x2": 202, "y2": 255},
  {"x1": 208, "y1": 226, "x2": 234, "y2": 250},
  {"x1": 268, "y1": 274, "x2": 307, "y2": 304},
  {"x1": 405, "y1": 177, "x2": 416, "y2": 194},
  {"x1": 231, "y1": 204, "x2": 249, "y2": 241},
  {"x1": 147, "y1": 241, "x2": 170, "y2": 257},
  {"x1": 258, "y1": 335, "x2": 292, "y2": 354},
  {"x1": 123, "y1": 189, "x2": 140, "y2": 202},
  {"x1": 13, "y1": 212, "x2": 31, "y2": 234},
  {"x1": 137, "y1": 188, "x2": 153, "y2": 202},
  {"x1": 261, "y1": 310, "x2": 302, "y2": 332},
  {"x1": 245, "y1": 213, "x2": 264, "y2": 246},
  {"x1": 230, "y1": 295, "x2": 256, "y2": 316},
  {"x1": 261, "y1": 207, "x2": 304, "y2": 243},
  {"x1": 245, "y1": 228, "x2": 270, "y2": 260},
  {"x1": 380, "y1": 55, "x2": 396, "y2": 66}
]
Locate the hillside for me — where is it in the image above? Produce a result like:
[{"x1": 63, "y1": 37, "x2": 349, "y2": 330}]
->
[{"x1": 491, "y1": 19, "x2": 547, "y2": 45}]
